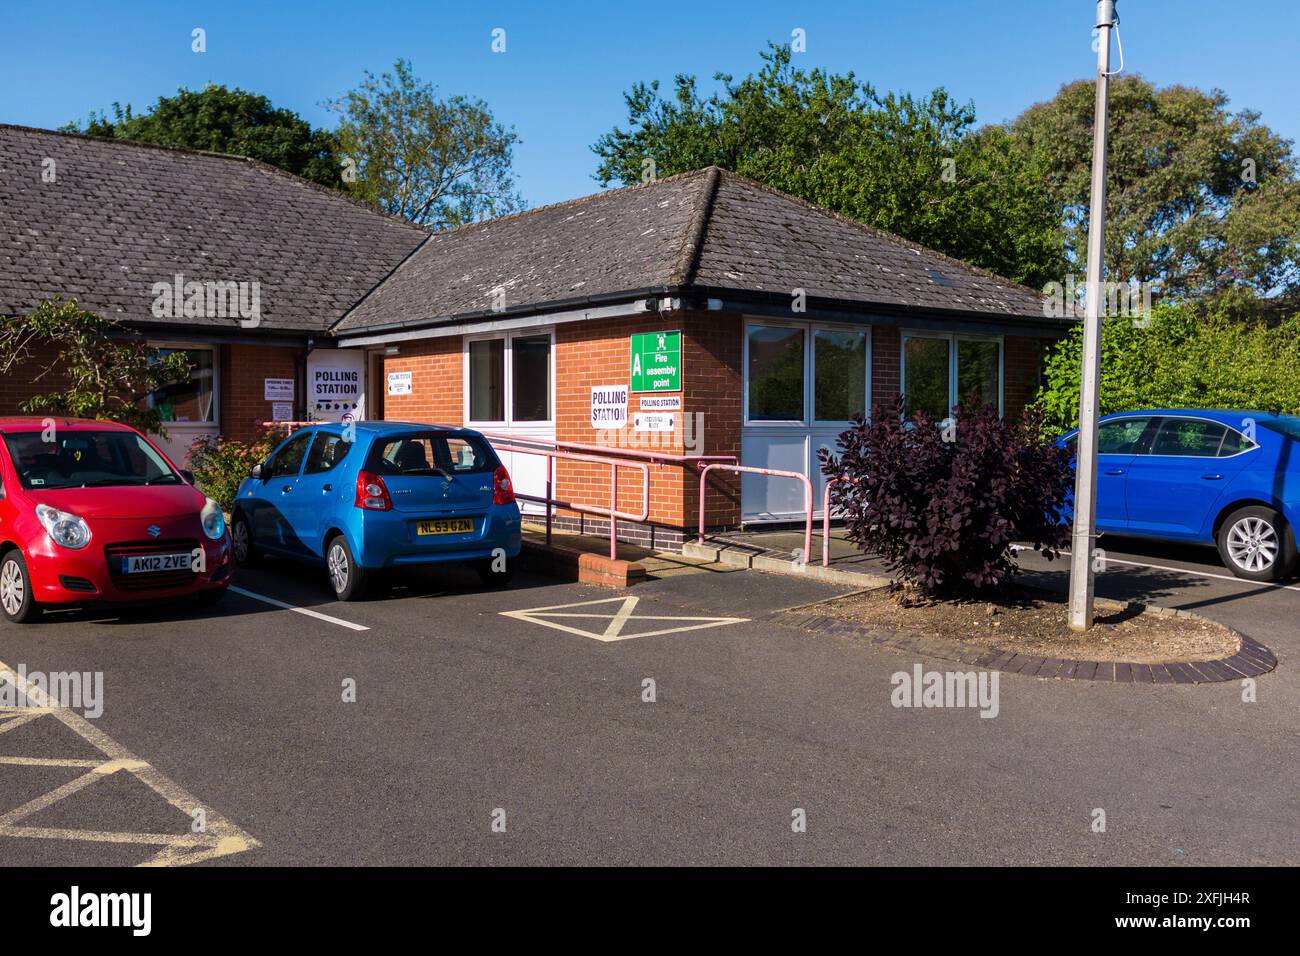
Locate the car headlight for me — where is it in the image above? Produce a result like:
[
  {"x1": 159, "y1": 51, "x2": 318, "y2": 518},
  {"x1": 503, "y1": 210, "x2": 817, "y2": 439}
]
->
[
  {"x1": 35, "y1": 504, "x2": 92, "y2": 550},
  {"x1": 201, "y1": 498, "x2": 226, "y2": 541}
]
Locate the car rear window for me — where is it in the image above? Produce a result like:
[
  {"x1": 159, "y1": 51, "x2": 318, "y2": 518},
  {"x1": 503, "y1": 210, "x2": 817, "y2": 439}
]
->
[{"x1": 368, "y1": 433, "x2": 495, "y2": 476}]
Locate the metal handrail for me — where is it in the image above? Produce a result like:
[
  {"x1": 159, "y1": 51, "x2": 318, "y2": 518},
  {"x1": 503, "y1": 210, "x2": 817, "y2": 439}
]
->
[
  {"x1": 821, "y1": 476, "x2": 860, "y2": 566},
  {"x1": 475, "y1": 430, "x2": 736, "y2": 470},
  {"x1": 697, "y1": 463, "x2": 813, "y2": 564}
]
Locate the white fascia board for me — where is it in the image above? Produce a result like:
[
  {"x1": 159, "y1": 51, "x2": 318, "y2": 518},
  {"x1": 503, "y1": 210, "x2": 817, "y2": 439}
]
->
[{"x1": 335, "y1": 298, "x2": 677, "y2": 348}]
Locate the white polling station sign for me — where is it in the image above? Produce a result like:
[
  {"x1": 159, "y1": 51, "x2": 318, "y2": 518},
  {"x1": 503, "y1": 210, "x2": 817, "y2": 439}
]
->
[{"x1": 591, "y1": 385, "x2": 628, "y2": 429}]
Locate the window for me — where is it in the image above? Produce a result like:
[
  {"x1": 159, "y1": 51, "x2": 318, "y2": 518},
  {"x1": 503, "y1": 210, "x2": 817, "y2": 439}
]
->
[
  {"x1": 370, "y1": 433, "x2": 494, "y2": 475},
  {"x1": 147, "y1": 348, "x2": 215, "y2": 423},
  {"x1": 466, "y1": 332, "x2": 553, "y2": 425},
  {"x1": 814, "y1": 329, "x2": 867, "y2": 421},
  {"x1": 1218, "y1": 428, "x2": 1255, "y2": 456},
  {"x1": 468, "y1": 339, "x2": 505, "y2": 422},
  {"x1": 511, "y1": 334, "x2": 550, "y2": 422},
  {"x1": 265, "y1": 431, "x2": 312, "y2": 479},
  {"x1": 902, "y1": 334, "x2": 1003, "y2": 419},
  {"x1": 303, "y1": 433, "x2": 353, "y2": 474},
  {"x1": 2, "y1": 430, "x2": 179, "y2": 489},
  {"x1": 1150, "y1": 419, "x2": 1228, "y2": 457},
  {"x1": 747, "y1": 325, "x2": 804, "y2": 421},
  {"x1": 1096, "y1": 417, "x2": 1153, "y2": 454},
  {"x1": 903, "y1": 337, "x2": 951, "y2": 420}
]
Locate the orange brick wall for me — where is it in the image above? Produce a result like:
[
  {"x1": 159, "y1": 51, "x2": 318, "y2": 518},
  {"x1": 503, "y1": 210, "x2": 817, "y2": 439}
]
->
[
  {"x1": 219, "y1": 344, "x2": 304, "y2": 443},
  {"x1": 378, "y1": 337, "x2": 463, "y2": 424},
  {"x1": 0, "y1": 343, "x2": 65, "y2": 416},
  {"x1": 1004, "y1": 335, "x2": 1049, "y2": 418}
]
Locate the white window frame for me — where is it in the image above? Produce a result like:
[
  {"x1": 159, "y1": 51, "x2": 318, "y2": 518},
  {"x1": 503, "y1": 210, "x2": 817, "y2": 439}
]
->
[
  {"x1": 742, "y1": 319, "x2": 873, "y2": 427},
  {"x1": 899, "y1": 330, "x2": 1004, "y2": 419},
  {"x1": 144, "y1": 341, "x2": 220, "y2": 426},
  {"x1": 462, "y1": 327, "x2": 556, "y2": 428}
]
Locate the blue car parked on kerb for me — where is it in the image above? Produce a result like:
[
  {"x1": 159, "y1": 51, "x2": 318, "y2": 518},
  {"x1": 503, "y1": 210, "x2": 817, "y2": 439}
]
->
[
  {"x1": 232, "y1": 422, "x2": 522, "y2": 600},
  {"x1": 1061, "y1": 409, "x2": 1300, "y2": 581}
]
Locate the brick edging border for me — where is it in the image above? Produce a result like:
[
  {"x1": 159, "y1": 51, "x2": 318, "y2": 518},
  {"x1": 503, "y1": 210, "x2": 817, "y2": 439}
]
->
[{"x1": 780, "y1": 611, "x2": 1278, "y2": 685}]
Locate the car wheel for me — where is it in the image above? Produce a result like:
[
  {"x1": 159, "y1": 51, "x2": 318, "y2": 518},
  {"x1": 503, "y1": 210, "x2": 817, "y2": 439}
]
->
[
  {"x1": 0, "y1": 551, "x2": 42, "y2": 624},
  {"x1": 474, "y1": 556, "x2": 514, "y2": 587},
  {"x1": 232, "y1": 512, "x2": 260, "y2": 567},
  {"x1": 1216, "y1": 506, "x2": 1297, "y2": 581},
  {"x1": 326, "y1": 534, "x2": 368, "y2": 601}
]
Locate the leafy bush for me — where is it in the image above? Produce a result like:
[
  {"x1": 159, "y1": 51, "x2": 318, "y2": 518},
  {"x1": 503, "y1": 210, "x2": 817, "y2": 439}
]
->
[
  {"x1": 186, "y1": 429, "x2": 282, "y2": 512},
  {"x1": 820, "y1": 396, "x2": 1073, "y2": 595},
  {"x1": 1033, "y1": 302, "x2": 1300, "y2": 436}
]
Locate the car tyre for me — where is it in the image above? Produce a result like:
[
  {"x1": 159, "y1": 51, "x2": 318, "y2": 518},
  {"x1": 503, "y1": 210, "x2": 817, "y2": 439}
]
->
[
  {"x1": 473, "y1": 556, "x2": 514, "y2": 587},
  {"x1": 0, "y1": 550, "x2": 42, "y2": 624},
  {"x1": 232, "y1": 512, "x2": 261, "y2": 567},
  {"x1": 1216, "y1": 505, "x2": 1297, "y2": 582},
  {"x1": 326, "y1": 534, "x2": 368, "y2": 601}
]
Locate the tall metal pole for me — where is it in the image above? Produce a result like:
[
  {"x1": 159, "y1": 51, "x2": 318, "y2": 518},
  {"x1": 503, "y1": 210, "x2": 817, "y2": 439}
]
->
[{"x1": 1068, "y1": 0, "x2": 1116, "y2": 631}]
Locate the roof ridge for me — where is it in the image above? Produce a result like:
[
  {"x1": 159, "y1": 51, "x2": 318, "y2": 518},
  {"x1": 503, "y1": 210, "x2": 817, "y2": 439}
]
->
[
  {"x1": 711, "y1": 167, "x2": 1046, "y2": 301},
  {"x1": 0, "y1": 123, "x2": 427, "y2": 235},
  {"x1": 670, "y1": 166, "x2": 723, "y2": 286}
]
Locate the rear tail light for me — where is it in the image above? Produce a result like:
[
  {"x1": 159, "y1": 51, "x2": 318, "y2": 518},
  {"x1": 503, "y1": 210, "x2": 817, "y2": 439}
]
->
[
  {"x1": 355, "y1": 470, "x2": 392, "y2": 511},
  {"x1": 493, "y1": 465, "x2": 515, "y2": 505}
]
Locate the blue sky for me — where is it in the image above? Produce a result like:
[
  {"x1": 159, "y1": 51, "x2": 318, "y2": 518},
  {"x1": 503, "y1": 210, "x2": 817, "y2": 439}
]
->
[{"x1": 2, "y1": 0, "x2": 1295, "y2": 208}]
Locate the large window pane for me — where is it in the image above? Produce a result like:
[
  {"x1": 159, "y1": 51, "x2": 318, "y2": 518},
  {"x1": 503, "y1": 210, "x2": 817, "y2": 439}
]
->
[
  {"x1": 512, "y1": 334, "x2": 551, "y2": 422},
  {"x1": 747, "y1": 325, "x2": 804, "y2": 421},
  {"x1": 814, "y1": 329, "x2": 867, "y2": 421},
  {"x1": 468, "y1": 339, "x2": 504, "y2": 422},
  {"x1": 149, "y1": 348, "x2": 215, "y2": 423},
  {"x1": 956, "y1": 340, "x2": 1000, "y2": 410},
  {"x1": 903, "y1": 337, "x2": 950, "y2": 420}
]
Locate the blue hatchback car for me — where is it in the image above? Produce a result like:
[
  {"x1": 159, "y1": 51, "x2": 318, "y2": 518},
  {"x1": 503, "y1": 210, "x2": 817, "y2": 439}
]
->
[
  {"x1": 231, "y1": 422, "x2": 522, "y2": 599},
  {"x1": 1062, "y1": 409, "x2": 1300, "y2": 581}
]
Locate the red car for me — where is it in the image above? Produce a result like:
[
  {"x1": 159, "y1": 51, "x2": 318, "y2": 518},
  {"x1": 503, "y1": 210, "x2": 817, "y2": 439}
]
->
[{"x1": 0, "y1": 418, "x2": 232, "y2": 623}]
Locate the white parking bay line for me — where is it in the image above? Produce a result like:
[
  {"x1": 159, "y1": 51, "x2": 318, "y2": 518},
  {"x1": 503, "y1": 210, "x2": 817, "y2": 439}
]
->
[{"x1": 228, "y1": 586, "x2": 370, "y2": 631}]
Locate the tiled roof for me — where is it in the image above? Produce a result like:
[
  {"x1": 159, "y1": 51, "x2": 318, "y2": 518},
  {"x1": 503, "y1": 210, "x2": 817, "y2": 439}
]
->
[
  {"x1": 336, "y1": 166, "x2": 1049, "y2": 333},
  {"x1": 0, "y1": 124, "x2": 427, "y2": 332}
]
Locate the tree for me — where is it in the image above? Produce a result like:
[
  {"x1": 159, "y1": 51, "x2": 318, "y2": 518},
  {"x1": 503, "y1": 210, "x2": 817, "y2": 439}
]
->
[
  {"x1": 0, "y1": 299, "x2": 191, "y2": 436},
  {"x1": 592, "y1": 45, "x2": 1064, "y2": 288},
  {"x1": 1011, "y1": 75, "x2": 1300, "y2": 300},
  {"x1": 329, "y1": 59, "x2": 523, "y2": 228},
  {"x1": 1031, "y1": 303, "x2": 1300, "y2": 436},
  {"x1": 65, "y1": 85, "x2": 344, "y2": 189}
]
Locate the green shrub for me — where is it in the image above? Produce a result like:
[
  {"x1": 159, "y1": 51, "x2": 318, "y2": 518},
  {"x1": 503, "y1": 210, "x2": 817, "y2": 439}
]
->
[
  {"x1": 1033, "y1": 303, "x2": 1300, "y2": 436},
  {"x1": 186, "y1": 429, "x2": 283, "y2": 512}
]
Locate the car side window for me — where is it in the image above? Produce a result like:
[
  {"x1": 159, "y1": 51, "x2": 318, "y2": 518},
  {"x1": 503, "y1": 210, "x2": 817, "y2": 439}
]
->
[
  {"x1": 1096, "y1": 417, "x2": 1153, "y2": 454},
  {"x1": 303, "y1": 433, "x2": 352, "y2": 474},
  {"x1": 1217, "y1": 428, "x2": 1255, "y2": 456},
  {"x1": 266, "y1": 431, "x2": 312, "y2": 479},
  {"x1": 1150, "y1": 419, "x2": 1227, "y2": 457}
]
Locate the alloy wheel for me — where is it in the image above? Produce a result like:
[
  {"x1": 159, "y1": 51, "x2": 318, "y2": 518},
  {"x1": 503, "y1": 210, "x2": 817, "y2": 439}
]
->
[
  {"x1": 327, "y1": 543, "x2": 349, "y2": 594},
  {"x1": 1226, "y1": 516, "x2": 1278, "y2": 574},
  {"x1": 0, "y1": 560, "x2": 24, "y2": 616},
  {"x1": 233, "y1": 519, "x2": 250, "y2": 562}
]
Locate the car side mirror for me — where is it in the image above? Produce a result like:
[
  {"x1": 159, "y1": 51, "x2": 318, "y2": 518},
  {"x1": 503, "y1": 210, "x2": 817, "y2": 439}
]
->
[
  {"x1": 250, "y1": 463, "x2": 263, "y2": 480},
  {"x1": 180, "y1": 469, "x2": 195, "y2": 484}
]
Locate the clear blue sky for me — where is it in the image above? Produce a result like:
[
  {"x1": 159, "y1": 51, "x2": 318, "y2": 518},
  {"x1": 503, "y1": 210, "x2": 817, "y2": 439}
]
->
[{"x1": 2, "y1": 0, "x2": 1295, "y2": 208}]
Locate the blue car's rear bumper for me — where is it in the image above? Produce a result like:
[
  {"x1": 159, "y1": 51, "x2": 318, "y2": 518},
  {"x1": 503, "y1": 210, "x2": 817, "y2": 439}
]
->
[{"x1": 352, "y1": 504, "x2": 522, "y2": 569}]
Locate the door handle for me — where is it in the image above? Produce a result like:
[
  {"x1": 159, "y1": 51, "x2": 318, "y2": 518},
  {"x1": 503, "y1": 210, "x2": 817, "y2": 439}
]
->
[
  {"x1": 280, "y1": 485, "x2": 292, "y2": 494},
  {"x1": 1104, "y1": 469, "x2": 1125, "y2": 476},
  {"x1": 1201, "y1": 473, "x2": 1223, "y2": 480},
  {"x1": 322, "y1": 484, "x2": 332, "y2": 493}
]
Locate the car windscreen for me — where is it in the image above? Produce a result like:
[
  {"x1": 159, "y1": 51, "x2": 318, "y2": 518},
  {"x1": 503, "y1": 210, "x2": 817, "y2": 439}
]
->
[
  {"x1": 2, "y1": 430, "x2": 180, "y2": 489},
  {"x1": 366, "y1": 433, "x2": 496, "y2": 476},
  {"x1": 1260, "y1": 416, "x2": 1300, "y2": 441}
]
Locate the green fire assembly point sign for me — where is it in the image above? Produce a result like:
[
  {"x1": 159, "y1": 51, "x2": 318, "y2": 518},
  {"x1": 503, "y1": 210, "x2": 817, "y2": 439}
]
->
[{"x1": 630, "y1": 329, "x2": 681, "y2": 393}]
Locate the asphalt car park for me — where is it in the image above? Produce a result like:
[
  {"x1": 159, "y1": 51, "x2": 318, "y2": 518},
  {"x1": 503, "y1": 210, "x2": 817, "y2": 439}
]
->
[{"x1": 1, "y1": 540, "x2": 1297, "y2": 867}]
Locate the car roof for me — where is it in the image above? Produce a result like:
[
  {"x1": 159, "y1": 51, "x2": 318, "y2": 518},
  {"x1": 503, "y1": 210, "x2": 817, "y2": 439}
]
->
[
  {"x1": 1099, "y1": 409, "x2": 1271, "y2": 426},
  {"x1": 0, "y1": 416, "x2": 137, "y2": 434}
]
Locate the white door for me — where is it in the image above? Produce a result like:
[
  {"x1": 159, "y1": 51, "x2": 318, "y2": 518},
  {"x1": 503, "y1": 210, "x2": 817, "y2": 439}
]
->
[
  {"x1": 740, "y1": 322, "x2": 871, "y2": 522},
  {"x1": 464, "y1": 330, "x2": 555, "y2": 514}
]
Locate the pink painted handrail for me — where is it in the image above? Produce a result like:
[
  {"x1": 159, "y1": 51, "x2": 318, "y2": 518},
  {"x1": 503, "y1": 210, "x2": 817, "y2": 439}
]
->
[
  {"x1": 822, "y1": 477, "x2": 860, "y2": 566},
  {"x1": 698, "y1": 464, "x2": 813, "y2": 564}
]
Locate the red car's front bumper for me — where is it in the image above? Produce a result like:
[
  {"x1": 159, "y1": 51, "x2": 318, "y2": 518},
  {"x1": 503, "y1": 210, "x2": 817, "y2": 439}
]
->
[{"x1": 25, "y1": 513, "x2": 232, "y2": 606}]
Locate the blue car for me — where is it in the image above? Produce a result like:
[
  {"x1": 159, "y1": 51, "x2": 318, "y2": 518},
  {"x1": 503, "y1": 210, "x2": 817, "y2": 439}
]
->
[
  {"x1": 231, "y1": 422, "x2": 522, "y2": 599},
  {"x1": 1062, "y1": 409, "x2": 1300, "y2": 581}
]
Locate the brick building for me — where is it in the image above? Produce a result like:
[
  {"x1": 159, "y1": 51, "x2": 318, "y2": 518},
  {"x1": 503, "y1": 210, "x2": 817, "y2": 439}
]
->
[{"x1": 2, "y1": 126, "x2": 1073, "y2": 549}]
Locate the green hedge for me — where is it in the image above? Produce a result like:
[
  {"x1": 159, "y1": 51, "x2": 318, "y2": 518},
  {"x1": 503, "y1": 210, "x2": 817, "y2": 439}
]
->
[{"x1": 1032, "y1": 304, "x2": 1300, "y2": 436}]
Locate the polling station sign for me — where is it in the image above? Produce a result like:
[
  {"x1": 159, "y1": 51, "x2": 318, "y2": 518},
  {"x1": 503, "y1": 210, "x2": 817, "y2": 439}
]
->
[
  {"x1": 591, "y1": 385, "x2": 628, "y2": 429},
  {"x1": 630, "y1": 330, "x2": 681, "y2": 393},
  {"x1": 312, "y1": 366, "x2": 361, "y2": 417}
]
